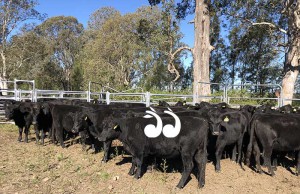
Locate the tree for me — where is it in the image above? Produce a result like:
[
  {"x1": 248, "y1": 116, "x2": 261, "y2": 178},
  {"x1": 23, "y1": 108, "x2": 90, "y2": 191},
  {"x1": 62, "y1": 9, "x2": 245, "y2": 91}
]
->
[
  {"x1": 149, "y1": 0, "x2": 214, "y2": 103},
  {"x1": 6, "y1": 25, "x2": 48, "y2": 80},
  {"x1": 222, "y1": 0, "x2": 300, "y2": 105},
  {"x1": 36, "y1": 16, "x2": 84, "y2": 90},
  {"x1": 0, "y1": 0, "x2": 44, "y2": 91},
  {"x1": 135, "y1": 3, "x2": 186, "y2": 91},
  {"x1": 87, "y1": 7, "x2": 120, "y2": 31}
]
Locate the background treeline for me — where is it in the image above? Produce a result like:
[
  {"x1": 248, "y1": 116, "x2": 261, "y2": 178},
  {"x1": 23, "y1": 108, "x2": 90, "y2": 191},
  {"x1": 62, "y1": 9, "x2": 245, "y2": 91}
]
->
[{"x1": 0, "y1": 0, "x2": 295, "y2": 93}]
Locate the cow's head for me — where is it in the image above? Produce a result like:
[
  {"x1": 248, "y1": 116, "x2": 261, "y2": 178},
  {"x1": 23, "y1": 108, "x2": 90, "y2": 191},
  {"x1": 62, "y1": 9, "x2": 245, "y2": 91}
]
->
[
  {"x1": 4, "y1": 101, "x2": 18, "y2": 121},
  {"x1": 209, "y1": 113, "x2": 230, "y2": 136},
  {"x1": 40, "y1": 102, "x2": 51, "y2": 115},
  {"x1": 31, "y1": 103, "x2": 42, "y2": 125},
  {"x1": 72, "y1": 111, "x2": 89, "y2": 133},
  {"x1": 98, "y1": 115, "x2": 121, "y2": 142}
]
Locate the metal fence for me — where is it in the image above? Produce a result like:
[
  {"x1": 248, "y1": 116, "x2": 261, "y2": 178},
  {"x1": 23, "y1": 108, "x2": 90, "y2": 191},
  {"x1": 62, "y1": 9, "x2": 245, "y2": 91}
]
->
[{"x1": 1, "y1": 79, "x2": 299, "y2": 108}]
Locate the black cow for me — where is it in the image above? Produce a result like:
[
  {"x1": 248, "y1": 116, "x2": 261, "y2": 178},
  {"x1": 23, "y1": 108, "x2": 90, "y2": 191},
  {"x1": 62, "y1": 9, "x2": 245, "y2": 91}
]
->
[
  {"x1": 246, "y1": 113, "x2": 300, "y2": 176},
  {"x1": 277, "y1": 104, "x2": 299, "y2": 114},
  {"x1": 31, "y1": 102, "x2": 52, "y2": 145},
  {"x1": 4, "y1": 101, "x2": 33, "y2": 142},
  {"x1": 71, "y1": 106, "x2": 154, "y2": 162},
  {"x1": 208, "y1": 109, "x2": 248, "y2": 172},
  {"x1": 96, "y1": 113, "x2": 209, "y2": 189},
  {"x1": 50, "y1": 104, "x2": 83, "y2": 148}
]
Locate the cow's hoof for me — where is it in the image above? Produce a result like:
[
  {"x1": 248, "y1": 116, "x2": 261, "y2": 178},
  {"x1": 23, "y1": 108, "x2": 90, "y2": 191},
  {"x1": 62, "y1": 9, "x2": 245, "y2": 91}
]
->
[
  {"x1": 134, "y1": 175, "x2": 141, "y2": 179},
  {"x1": 176, "y1": 184, "x2": 184, "y2": 189},
  {"x1": 128, "y1": 172, "x2": 135, "y2": 176},
  {"x1": 198, "y1": 183, "x2": 205, "y2": 188},
  {"x1": 101, "y1": 159, "x2": 108, "y2": 163},
  {"x1": 257, "y1": 169, "x2": 262, "y2": 174},
  {"x1": 215, "y1": 169, "x2": 221, "y2": 173}
]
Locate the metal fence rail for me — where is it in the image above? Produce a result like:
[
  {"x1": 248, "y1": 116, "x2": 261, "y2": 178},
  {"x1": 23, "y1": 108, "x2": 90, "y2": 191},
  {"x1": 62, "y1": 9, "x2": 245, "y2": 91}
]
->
[{"x1": 1, "y1": 79, "x2": 299, "y2": 108}]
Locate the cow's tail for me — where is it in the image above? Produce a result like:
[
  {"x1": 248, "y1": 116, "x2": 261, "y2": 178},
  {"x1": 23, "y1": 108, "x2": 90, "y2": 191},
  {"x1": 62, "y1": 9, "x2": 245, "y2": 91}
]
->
[{"x1": 245, "y1": 117, "x2": 256, "y2": 166}]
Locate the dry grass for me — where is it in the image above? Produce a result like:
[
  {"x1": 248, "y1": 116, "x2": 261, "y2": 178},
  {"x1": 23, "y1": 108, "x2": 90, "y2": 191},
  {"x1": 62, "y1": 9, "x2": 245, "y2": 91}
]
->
[{"x1": 0, "y1": 124, "x2": 300, "y2": 194}]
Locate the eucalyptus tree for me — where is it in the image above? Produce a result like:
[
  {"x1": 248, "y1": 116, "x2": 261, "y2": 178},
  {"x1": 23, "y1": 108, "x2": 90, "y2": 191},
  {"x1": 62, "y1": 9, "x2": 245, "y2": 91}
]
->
[
  {"x1": 36, "y1": 16, "x2": 84, "y2": 90},
  {"x1": 83, "y1": 6, "x2": 185, "y2": 91},
  {"x1": 222, "y1": 0, "x2": 300, "y2": 104},
  {"x1": 149, "y1": 0, "x2": 215, "y2": 102},
  {"x1": 0, "y1": 0, "x2": 44, "y2": 91}
]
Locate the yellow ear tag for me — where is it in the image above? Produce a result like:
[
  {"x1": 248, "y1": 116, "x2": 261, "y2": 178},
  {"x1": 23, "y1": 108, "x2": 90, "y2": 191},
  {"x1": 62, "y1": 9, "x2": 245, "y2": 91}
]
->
[
  {"x1": 93, "y1": 101, "x2": 96, "y2": 104},
  {"x1": 113, "y1": 125, "x2": 118, "y2": 129},
  {"x1": 293, "y1": 108, "x2": 297, "y2": 112},
  {"x1": 222, "y1": 105, "x2": 226, "y2": 108},
  {"x1": 224, "y1": 116, "x2": 229, "y2": 122},
  {"x1": 84, "y1": 116, "x2": 88, "y2": 120},
  {"x1": 183, "y1": 102, "x2": 186, "y2": 105}
]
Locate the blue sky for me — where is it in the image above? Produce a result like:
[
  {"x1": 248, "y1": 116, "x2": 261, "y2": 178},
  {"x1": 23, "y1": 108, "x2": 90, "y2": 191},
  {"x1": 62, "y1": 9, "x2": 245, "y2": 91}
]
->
[{"x1": 36, "y1": 0, "x2": 194, "y2": 66}]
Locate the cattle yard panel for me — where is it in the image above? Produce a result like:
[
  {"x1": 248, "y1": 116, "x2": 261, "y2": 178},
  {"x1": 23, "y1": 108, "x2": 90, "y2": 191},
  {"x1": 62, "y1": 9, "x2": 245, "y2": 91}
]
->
[
  {"x1": 2, "y1": 79, "x2": 300, "y2": 122},
  {"x1": 107, "y1": 92, "x2": 147, "y2": 105},
  {"x1": 149, "y1": 93, "x2": 193, "y2": 106},
  {"x1": 225, "y1": 83, "x2": 283, "y2": 107},
  {"x1": 196, "y1": 82, "x2": 226, "y2": 104},
  {"x1": 15, "y1": 80, "x2": 35, "y2": 102}
]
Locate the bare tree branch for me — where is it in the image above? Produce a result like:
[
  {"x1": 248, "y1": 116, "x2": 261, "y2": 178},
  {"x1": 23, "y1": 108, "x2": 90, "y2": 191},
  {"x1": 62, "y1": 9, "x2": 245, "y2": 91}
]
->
[
  {"x1": 168, "y1": 46, "x2": 193, "y2": 82},
  {"x1": 251, "y1": 22, "x2": 287, "y2": 34}
]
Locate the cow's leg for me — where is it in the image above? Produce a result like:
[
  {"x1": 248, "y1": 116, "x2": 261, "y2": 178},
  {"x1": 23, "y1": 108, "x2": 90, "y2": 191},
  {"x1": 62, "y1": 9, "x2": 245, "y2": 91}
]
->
[
  {"x1": 194, "y1": 149, "x2": 207, "y2": 188},
  {"x1": 48, "y1": 127, "x2": 52, "y2": 140},
  {"x1": 34, "y1": 125, "x2": 40, "y2": 144},
  {"x1": 215, "y1": 139, "x2": 226, "y2": 172},
  {"x1": 296, "y1": 151, "x2": 300, "y2": 176},
  {"x1": 102, "y1": 140, "x2": 112, "y2": 163},
  {"x1": 253, "y1": 139, "x2": 262, "y2": 174},
  {"x1": 272, "y1": 153, "x2": 278, "y2": 171},
  {"x1": 263, "y1": 145, "x2": 274, "y2": 176},
  {"x1": 231, "y1": 144, "x2": 237, "y2": 162},
  {"x1": 134, "y1": 154, "x2": 144, "y2": 179},
  {"x1": 128, "y1": 157, "x2": 136, "y2": 176},
  {"x1": 79, "y1": 131, "x2": 87, "y2": 151},
  {"x1": 41, "y1": 129, "x2": 45, "y2": 145},
  {"x1": 24, "y1": 125, "x2": 30, "y2": 143},
  {"x1": 57, "y1": 128, "x2": 65, "y2": 148},
  {"x1": 176, "y1": 154, "x2": 194, "y2": 188},
  {"x1": 50, "y1": 126, "x2": 56, "y2": 143},
  {"x1": 237, "y1": 136, "x2": 244, "y2": 167},
  {"x1": 18, "y1": 127, "x2": 23, "y2": 142}
]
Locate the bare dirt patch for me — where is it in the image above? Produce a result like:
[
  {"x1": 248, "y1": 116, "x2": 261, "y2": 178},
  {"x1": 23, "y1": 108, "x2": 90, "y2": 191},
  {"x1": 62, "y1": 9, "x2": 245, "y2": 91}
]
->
[{"x1": 0, "y1": 124, "x2": 299, "y2": 194}]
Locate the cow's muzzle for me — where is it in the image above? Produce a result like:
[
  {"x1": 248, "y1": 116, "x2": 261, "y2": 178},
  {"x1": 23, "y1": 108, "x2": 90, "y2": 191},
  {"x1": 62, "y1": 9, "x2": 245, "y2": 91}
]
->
[{"x1": 212, "y1": 131, "x2": 220, "y2": 136}]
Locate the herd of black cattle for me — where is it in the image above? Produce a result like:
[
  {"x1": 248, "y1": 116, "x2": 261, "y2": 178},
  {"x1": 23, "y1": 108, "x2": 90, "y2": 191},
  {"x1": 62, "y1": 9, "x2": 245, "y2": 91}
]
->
[{"x1": 3, "y1": 99, "x2": 300, "y2": 189}]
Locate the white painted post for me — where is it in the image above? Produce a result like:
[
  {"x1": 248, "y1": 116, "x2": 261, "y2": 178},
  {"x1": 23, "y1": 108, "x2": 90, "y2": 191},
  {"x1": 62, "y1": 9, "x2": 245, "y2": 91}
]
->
[{"x1": 106, "y1": 91, "x2": 110, "y2": 105}]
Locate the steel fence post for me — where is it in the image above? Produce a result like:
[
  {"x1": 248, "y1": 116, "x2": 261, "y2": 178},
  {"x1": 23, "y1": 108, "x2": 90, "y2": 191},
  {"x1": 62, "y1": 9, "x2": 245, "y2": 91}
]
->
[
  {"x1": 106, "y1": 91, "x2": 110, "y2": 105},
  {"x1": 145, "y1": 92, "x2": 151, "y2": 107}
]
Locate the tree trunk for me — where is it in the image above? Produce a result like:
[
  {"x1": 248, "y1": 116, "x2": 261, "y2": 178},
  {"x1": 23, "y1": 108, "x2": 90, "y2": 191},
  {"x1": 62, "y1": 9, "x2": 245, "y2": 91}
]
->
[
  {"x1": 193, "y1": 0, "x2": 213, "y2": 103},
  {"x1": 281, "y1": 2, "x2": 300, "y2": 105},
  {"x1": 0, "y1": 51, "x2": 8, "y2": 95}
]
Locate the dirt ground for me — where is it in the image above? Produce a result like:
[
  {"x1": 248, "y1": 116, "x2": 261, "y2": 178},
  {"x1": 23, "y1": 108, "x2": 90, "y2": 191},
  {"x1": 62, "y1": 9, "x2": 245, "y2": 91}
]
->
[{"x1": 0, "y1": 124, "x2": 299, "y2": 194}]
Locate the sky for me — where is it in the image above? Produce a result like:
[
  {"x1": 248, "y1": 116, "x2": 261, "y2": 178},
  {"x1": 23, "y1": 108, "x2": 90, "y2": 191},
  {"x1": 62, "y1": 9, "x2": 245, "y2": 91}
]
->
[{"x1": 35, "y1": 0, "x2": 194, "y2": 66}]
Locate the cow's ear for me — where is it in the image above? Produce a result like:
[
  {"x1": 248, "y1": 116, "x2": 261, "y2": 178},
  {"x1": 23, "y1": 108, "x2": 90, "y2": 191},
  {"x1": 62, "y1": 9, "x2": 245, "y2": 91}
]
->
[
  {"x1": 82, "y1": 114, "x2": 88, "y2": 121},
  {"x1": 113, "y1": 124, "x2": 121, "y2": 132},
  {"x1": 223, "y1": 115, "x2": 230, "y2": 122}
]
